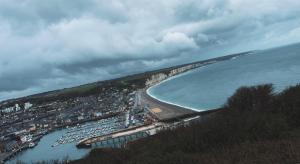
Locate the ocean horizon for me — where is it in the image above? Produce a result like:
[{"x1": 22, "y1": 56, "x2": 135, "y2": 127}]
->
[{"x1": 147, "y1": 43, "x2": 300, "y2": 111}]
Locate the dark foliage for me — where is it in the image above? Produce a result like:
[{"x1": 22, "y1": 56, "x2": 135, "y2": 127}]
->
[
  {"x1": 58, "y1": 84, "x2": 300, "y2": 164},
  {"x1": 226, "y1": 84, "x2": 274, "y2": 111},
  {"x1": 0, "y1": 142, "x2": 4, "y2": 153}
]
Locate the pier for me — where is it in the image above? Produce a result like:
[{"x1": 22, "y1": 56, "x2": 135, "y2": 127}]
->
[
  {"x1": 76, "y1": 123, "x2": 164, "y2": 148},
  {"x1": 76, "y1": 113, "x2": 206, "y2": 149}
]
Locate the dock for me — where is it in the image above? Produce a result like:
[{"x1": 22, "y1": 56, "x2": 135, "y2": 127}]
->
[
  {"x1": 0, "y1": 135, "x2": 42, "y2": 163},
  {"x1": 76, "y1": 123, "x2": 164, "y2": 148}
]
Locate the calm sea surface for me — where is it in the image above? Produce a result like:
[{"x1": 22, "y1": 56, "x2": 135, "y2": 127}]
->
[
  {"x1": 7, "y1": 128, "x2": 89, "y2": 164},
  {"x1": 148, "y1": 43, "x2": 300, "y2": 111},
  {"x1": 8, "y1": 117, "x2": 125, "y2": 164}
]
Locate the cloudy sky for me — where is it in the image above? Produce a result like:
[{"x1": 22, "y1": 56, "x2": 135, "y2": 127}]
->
[{"x1": 0, "y1": 0, "x2": 300, "y2": 100}]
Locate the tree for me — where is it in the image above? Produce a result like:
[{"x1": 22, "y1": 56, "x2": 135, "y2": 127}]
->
[{"x1": 226, "y1": 84, "x2": 274, "y2": 111}]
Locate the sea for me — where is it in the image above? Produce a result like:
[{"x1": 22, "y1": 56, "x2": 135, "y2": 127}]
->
[{"x1": 148, "y1": 43, "x2": 300, "y2": 111}]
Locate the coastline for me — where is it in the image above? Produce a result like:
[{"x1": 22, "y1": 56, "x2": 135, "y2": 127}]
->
[
  {"x1": 145, "y1": 66, "x2": 209, "y2": 113},
  {"x1": 146, "y1": 88, "x2": 205, "y2": 112},
  {"x1": 140, "y1": 89, "x2": 196, "y2": 121},
  {"x1": 139, "y1": 67, "x2": 214, "y2": 120},
  {"x1": 143, "y1": 53, "x2": 247, "y2": 113}
]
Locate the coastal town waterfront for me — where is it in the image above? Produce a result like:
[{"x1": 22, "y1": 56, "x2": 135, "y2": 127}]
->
[{"x1": 0, "y1": 53, "x2": 247, "y2": 163}]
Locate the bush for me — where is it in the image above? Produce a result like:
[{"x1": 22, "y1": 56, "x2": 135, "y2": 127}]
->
[
  {"x1": 276, "y1": 84, "x2": 300, "y2": 127},
  {"x1": 226, "y1": 84, "x2": 274, "y2": 112}
]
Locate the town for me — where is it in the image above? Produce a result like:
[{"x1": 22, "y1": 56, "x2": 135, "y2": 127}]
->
[{"x1": 0, "y1": 83, "x2": 145, "y2": 161}]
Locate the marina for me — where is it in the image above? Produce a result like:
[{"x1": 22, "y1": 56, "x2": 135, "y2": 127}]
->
[
  {"x1": 76, "y1": 123, "x2": 164, "y2": 148},
  {"x1": 51, "y1": 116, "x2": 126, "y2": 147},
  {"x1": 6, "y1": 119, "x2": 125, "y2": 163}
]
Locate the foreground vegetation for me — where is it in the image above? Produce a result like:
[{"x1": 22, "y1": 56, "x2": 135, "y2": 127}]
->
[{"x1": 69, "y1": 84, "x2": 300, "y2": 164}]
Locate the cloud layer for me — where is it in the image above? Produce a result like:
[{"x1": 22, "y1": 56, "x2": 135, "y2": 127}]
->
[{"x1": 0, "y1": 0, "x2": 300, "y2": 100}]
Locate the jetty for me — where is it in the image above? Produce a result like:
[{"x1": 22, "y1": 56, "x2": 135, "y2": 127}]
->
[{"x1": 76, "y1": 123, "x2": 164, "y2": 148}]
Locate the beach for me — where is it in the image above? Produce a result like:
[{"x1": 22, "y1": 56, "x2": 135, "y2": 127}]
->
[{"x1": 139, "y1": 89, "x2": 196, "y2": 121}]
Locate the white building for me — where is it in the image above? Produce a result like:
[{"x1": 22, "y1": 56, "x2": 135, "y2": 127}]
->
[
  {"x1": 15, "y1": 104, "x2": 21, "y2": 111},
  {"x1": 24, "y1": 102, "x2": 33, "y2": 110}
]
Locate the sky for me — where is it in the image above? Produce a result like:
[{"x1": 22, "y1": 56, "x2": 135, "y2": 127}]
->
[{"x1": 0, "y1": 0, "x2": 300, "y2": 101}]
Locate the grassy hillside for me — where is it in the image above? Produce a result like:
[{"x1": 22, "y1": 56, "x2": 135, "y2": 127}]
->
[{"x1": 70, "y1": 84, "x2": 300, "y2": 164}]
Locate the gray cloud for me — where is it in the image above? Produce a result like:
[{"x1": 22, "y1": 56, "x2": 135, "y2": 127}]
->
[{"x1": 0, "y1": 0, "x2": 300, "y2": 100}]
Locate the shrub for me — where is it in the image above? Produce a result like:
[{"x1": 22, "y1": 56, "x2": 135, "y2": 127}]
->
[{"x1": 226, "y1": 84, "x2": 274, "y2": 112}]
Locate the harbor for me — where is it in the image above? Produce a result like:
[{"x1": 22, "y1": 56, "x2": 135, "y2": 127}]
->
[
  {"x1": 76, "y1": 123, "x2": 164, "y2": 148},
  {"x1": 76, "y1": 114, "x2": 206, "y2": 149},
  {"x1": 51, "y1": 116, "x2": 126, "y2": 147}
]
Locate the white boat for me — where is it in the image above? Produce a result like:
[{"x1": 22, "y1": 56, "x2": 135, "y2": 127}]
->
[
  {"x1": 51, "y1": 142, "x2": 59, "y2": 147},
  {"x1": 29, "y1": 142, "x2": 36, "y2": 148}
]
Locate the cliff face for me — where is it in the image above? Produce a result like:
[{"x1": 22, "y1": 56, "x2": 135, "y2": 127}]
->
[
  {"x1": 145, "y1": 73, "x2": 168, "y2": 87},
  {"x1": 145, "y1": 63, "x2": 204, "y2": 87}
]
